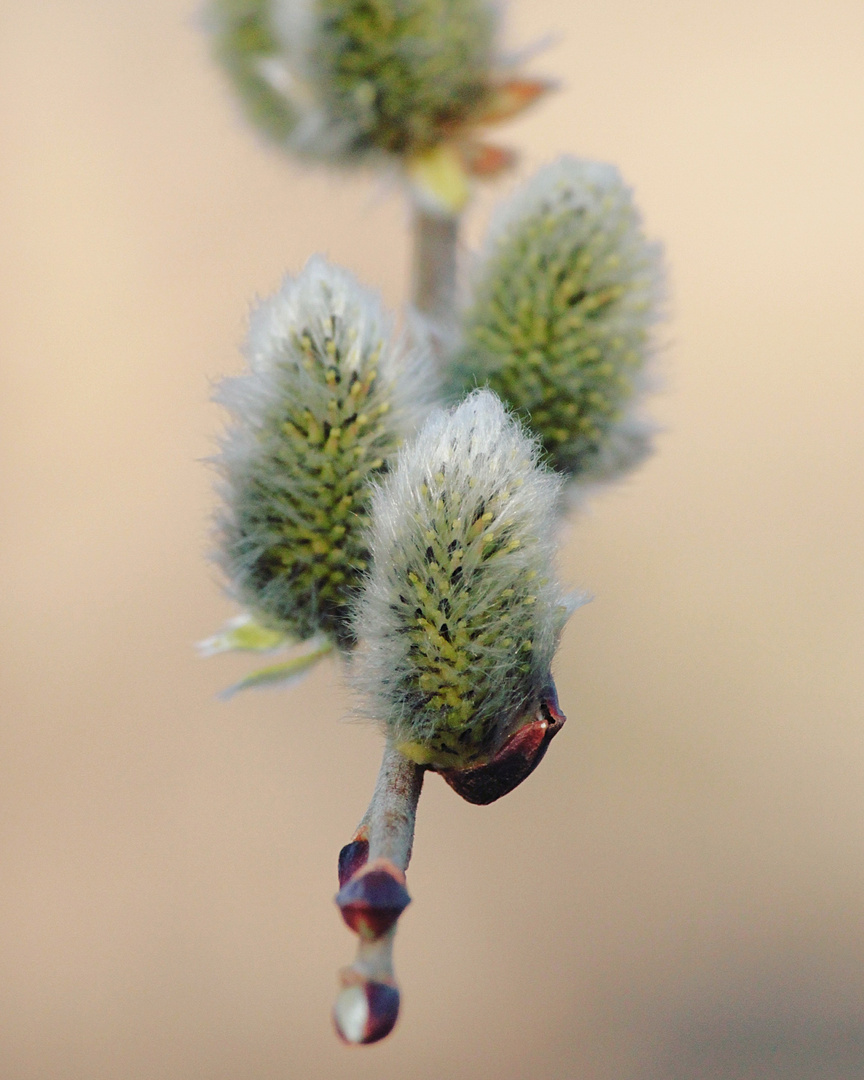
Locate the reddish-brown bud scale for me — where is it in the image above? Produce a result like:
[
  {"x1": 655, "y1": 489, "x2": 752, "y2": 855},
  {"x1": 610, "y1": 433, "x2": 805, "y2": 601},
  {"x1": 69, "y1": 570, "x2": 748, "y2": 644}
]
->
[
  {"x1": 473, "y1": 78, "x2": 558, "y2": 125},
  {"x1": 437, "y1": 684, "x2": 566, "y2": 804},
  {"x1": 338, "y1": 837, "x2": 370, "y2": 888},
  {"x1": 460, "y1": 141, "x2": 518, "y2": 178},
  {"x1": 335, "y1": 858, "x2": 411, "y2": 939}
]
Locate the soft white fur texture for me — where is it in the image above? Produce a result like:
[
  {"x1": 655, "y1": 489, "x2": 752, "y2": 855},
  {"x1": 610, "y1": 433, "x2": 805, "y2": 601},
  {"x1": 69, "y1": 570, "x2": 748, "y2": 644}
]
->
[{"x1": 353, "y1": 389, "x2": 579, "y2": 765}]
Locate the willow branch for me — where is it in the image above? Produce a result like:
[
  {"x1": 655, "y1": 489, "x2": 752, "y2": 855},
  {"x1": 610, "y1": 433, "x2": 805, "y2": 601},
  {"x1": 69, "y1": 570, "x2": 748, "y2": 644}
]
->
[
  {"x1": 411, "y1": 203, "x2": 460, "y2": 358},
  {"x1": 332, "y1": 744, "x2": 425, "y2": 1044}
]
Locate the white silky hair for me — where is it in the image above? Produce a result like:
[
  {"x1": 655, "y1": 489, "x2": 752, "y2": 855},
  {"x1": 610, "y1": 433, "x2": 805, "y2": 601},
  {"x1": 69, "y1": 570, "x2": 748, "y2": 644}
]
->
[
  {"x1": 369, "y1": 389, "x2": 562, "y2": 552},
  {"x1": 217, "y1": 255, "x2": 430, "y2": 466},
  {"x1": 486, "y1": 157, "x2": 634, "y2": 248},
  {"x1": 483, "y1": 156, "x2": 665, "y2": 349},
  {"x1": 496, "y1": 156, "x2": 663, "y2": 315}
]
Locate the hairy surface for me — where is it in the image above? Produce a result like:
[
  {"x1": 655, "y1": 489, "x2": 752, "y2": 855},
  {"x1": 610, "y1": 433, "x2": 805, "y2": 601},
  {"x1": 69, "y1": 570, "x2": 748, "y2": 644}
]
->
[
  {"x1": 449, "y1": 157, "x2": 663, "y2": 486},
  {"x1": 354, "y1": 390, "x2": 575, "y2": 768},
  {"x1": 309, "y1": 0, "x2": 496, "y2": 157},
  {"x1": 207, "y1": 0, "x2": 498, "y2": 162},
  {"x1": 216, "y1": 257, "x2": 427, "y2": 650}
]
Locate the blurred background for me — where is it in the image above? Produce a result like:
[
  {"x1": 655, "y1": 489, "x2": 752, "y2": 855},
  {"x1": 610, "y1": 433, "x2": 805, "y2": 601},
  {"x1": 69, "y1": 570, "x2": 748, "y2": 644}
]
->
[{"x1": 2, "y1": 0, "x2": 863, "y2": 1077}]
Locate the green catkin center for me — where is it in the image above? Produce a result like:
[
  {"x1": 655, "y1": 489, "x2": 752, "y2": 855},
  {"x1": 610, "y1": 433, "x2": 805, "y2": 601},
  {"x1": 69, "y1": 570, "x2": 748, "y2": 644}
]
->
[
  {"x1": 453, "y1": 184, "x2": 654, "y2": 479},
  {"x1": 388, "y1": 472, "x2": 545, "y2": 765},
  {"x1": 313, "y1": 0, "x2": 495, "y2": 155}
]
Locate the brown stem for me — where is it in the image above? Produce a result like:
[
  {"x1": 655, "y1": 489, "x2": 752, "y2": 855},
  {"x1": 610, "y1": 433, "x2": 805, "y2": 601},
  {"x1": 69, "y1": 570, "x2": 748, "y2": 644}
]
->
[
  {"x1": 363, "y1": 742, "x2": 425, "y2": 867},
  {"x1": 411, "y1": 203, "x2": 459, "y2": 333},
  {"x1": 333, "y1": 744, "x2": 424, "y2": 1044}
]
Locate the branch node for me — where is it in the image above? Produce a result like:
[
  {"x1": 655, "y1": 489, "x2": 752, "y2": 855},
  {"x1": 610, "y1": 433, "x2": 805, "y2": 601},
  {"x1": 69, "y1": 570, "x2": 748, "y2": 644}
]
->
[{"x1": 336, "y1": 858, "x2": 411, "y2": 939}]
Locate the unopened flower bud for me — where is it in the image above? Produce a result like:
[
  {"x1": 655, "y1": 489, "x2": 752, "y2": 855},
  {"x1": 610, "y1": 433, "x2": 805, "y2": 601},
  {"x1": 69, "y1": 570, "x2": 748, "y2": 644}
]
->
[
  {"x1": 333, "y1": 970, "x2": 400, "y2": 1045},
  {"x1": 337, "y1": 837, "x2": 370, "y2": 888},
  {"x1": 353, "y1": 389, "x2": 578, "y2": 770},
  {"x1": 215, "y1": 256, "x2": 427, "y2": 652},
  {"x1": 449, "y1": 157, "x2": 664, "y2": 487}
]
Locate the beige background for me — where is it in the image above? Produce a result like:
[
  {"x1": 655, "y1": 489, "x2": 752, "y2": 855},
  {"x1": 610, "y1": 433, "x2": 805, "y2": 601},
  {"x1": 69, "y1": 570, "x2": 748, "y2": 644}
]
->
[{"x1": 2, "y1": 1, "x2": 863, "y2": 1077}]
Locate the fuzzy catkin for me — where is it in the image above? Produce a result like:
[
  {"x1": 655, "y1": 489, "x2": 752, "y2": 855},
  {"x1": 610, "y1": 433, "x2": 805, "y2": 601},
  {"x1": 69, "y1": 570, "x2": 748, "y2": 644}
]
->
[
  {"x1": 206, "y1": 0, "x2": 497, "y2": 164},
  {"x1": 215, "y1": 257, "x2": 427, "y2": 650},
  {"x1": 309, "y1": 0, "x2": 496, "y2": 158},
  {"x1": 354, "y1": 389, "x2": 573, "y2": 769},
  {"x1": 449, "y1": 157, "x2": 663, "y2": 486}
]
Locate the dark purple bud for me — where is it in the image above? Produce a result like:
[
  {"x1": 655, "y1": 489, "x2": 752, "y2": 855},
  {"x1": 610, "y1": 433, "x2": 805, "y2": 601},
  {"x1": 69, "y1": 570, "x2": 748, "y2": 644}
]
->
[
  {"x1": 437, "y1": 683, "x2": 566, "y2": 804},
  {"x1": 338, "y1": 837, "x2": 370, "y2": 888},
  {"x1": 333, "y1": 971, "x2": 400, "y2": 1045},
  {"x1": 335, "y1": 858, "x2": 411, "y2": 939}
]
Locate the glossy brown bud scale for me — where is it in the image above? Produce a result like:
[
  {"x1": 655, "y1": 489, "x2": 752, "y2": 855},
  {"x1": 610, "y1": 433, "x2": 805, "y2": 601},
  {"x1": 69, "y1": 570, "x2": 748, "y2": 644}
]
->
[
  {"x1": 335, "y1": 858, "x2": 411, "y2": 939},
  {"x1": 333, "y1": 970, "x2": 401, "y2": 1045},
  {"x1": 437, "y1": 683, "x2": 566, "y2": 804}
]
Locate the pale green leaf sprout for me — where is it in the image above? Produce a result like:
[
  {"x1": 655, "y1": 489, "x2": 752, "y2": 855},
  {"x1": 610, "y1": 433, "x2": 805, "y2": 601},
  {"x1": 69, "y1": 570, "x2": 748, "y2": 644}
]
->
[{"x1": 197, "y1": 612, "x2": 291, "y2": 656}]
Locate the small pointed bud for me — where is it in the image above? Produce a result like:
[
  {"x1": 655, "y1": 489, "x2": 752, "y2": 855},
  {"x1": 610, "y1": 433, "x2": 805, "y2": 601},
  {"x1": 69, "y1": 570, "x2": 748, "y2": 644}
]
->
[
  {"x1": 337, "y1": 837, "x2": 370, "y2": 889},
  {"x1": 438, "y1": 683, "x2": 566, "y2": 804},
  {"x1": 459, "y1": 141, "x2": 518, "y2": 178},
  {"x1": 333, "y1": 970, "x2": 400, "y2": 1045},
  {"x1": 335, "y1": 859, "x2": 411, "y2": 939}
]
